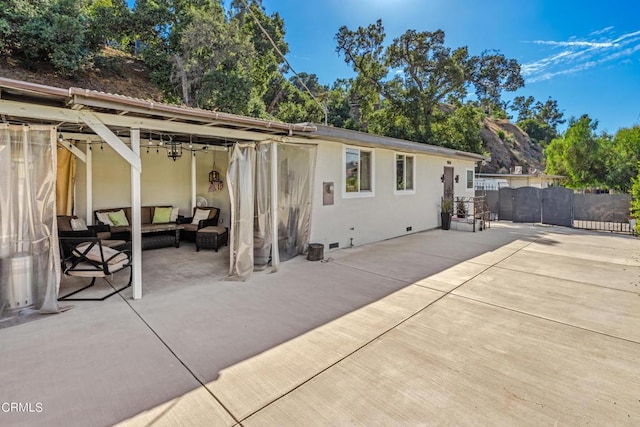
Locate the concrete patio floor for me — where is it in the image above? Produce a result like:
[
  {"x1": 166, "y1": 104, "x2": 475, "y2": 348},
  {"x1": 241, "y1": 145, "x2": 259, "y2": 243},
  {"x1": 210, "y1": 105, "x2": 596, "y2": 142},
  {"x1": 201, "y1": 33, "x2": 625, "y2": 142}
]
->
[{"x1": 1, "y1": 223, "x2": 639, "y2": 426}]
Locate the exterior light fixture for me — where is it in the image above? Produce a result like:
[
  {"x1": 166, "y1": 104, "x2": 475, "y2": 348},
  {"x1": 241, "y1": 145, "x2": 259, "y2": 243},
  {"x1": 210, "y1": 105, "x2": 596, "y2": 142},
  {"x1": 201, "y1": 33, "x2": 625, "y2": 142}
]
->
[
  {"x1": 455, "y1": 175, "x2": 459, "y2": 183},
  {"x1": 440, "y1": 174, "x2": 445, "y2": 183}
]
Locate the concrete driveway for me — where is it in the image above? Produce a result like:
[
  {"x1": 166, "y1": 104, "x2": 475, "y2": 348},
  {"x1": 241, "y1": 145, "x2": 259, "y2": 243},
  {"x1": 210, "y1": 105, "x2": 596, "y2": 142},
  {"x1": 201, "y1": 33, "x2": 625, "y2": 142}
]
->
[{"x1": 1, "y1": 223, "x2": 639, "y2": 426}]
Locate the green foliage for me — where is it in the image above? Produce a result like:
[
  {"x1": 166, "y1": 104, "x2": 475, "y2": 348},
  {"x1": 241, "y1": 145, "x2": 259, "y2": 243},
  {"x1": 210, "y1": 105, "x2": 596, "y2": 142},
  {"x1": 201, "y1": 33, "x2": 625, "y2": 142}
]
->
[
  {"x1": 469, "y1": 50, "x2": 524, "y2": 108},
  {"x1": 497, "y1": 129, "x2": 506, "y2": 140},
  {"x1": 1, "y1": 0, "x2": 99, "y2": 76},
  {"x1": 518, "y1": 118, "x2": 553, "y2": 146},
  {"x1": 545, "y1": 115, "x2": 607, "y2": 188},
  {"x1": 335, "y1": 20, "x2": 520, "y2": 152},
  {"x1": 631, "y1": 169, "x2": 640, "y2": 233},
  {"x1": 604, "y1": 126, "x2": 640, "y2": 192},
  {"x1": 511, "y1": 95, "x2": 565, "y2": 146},
  {"x1": 87, "y1": 0, "x2": 132, "y2": 50},
  {"x1": 430, "y1": 104, "x2": 484, "y2": 153}
]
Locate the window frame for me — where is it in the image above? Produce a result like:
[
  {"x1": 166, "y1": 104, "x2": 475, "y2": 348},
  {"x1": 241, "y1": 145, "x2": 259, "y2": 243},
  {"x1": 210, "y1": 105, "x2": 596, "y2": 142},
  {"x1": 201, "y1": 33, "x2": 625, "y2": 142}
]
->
[
  {"x1": 394, "y1": 152, "x2": 416, "y2": 195},
  {"x1": 466, "y1": 168, "x2": 474, "y2": 190},
  {"x1": 342, "y1": 146, "x2": 375, "y2": 198}
]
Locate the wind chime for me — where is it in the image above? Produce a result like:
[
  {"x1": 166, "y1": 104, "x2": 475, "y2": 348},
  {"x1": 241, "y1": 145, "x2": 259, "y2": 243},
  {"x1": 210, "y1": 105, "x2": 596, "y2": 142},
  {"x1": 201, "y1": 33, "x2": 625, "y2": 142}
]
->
[{"x1": 208, "y1": 150, "x2": 224, "y2": 192}]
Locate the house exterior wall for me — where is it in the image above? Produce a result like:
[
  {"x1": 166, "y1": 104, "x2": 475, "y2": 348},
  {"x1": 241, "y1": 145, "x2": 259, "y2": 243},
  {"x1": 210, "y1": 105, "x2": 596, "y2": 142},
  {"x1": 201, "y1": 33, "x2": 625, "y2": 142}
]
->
[
  {"x1": 310, "y1": 140, "x2": 477, "y2": 250},
  {"x1": 74, "y1": 144, "x2": 231, "y2": 224}
]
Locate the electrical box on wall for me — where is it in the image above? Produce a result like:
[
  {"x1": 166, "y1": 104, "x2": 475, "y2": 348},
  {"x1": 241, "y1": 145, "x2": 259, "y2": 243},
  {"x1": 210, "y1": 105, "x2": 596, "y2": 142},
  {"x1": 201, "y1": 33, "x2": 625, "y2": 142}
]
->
[{"x1": 323, "y1": 181, "x2": 334, "y2": 205}]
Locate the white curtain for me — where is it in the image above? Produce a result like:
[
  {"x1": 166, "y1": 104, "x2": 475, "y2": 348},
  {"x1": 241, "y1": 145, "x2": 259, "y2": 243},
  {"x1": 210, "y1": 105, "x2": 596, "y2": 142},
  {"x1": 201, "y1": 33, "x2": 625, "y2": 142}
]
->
[
  {"x1": 227, "y1": 143, "x2": 256, "y2": 281},
  {"x1": 228, "y1": 141, "x2": 317, "y2": 280},
  {"x1": 0, "y1": 124, "x2": 60, "y2": 314},
  {"x1": 276, "y1": 143, "x2": 317, "y2": 261}
]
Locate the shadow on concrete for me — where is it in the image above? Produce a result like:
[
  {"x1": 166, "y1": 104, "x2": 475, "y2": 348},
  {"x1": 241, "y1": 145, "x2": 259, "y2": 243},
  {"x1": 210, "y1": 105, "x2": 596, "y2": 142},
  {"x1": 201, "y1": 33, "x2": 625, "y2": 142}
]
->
[{"x1": 1, "y1": 224, "x2": 555, "y2": 426}]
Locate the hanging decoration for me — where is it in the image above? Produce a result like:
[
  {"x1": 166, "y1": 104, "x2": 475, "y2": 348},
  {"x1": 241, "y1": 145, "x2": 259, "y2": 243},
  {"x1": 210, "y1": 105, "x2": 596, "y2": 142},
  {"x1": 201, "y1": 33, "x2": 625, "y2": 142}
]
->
[
  {"x1": 208, "y1": 149, "x2": 224, "y2": 192},
  {"x1": 165, "y1": 135, "x2": 182, "y2": 161}
]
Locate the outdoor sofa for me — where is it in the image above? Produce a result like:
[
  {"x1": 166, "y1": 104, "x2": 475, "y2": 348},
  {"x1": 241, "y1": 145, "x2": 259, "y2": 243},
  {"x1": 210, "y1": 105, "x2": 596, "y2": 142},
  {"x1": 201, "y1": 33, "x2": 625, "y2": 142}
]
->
[{"x1": 94, "y1": 206, "x2": 182, "y2": 250}]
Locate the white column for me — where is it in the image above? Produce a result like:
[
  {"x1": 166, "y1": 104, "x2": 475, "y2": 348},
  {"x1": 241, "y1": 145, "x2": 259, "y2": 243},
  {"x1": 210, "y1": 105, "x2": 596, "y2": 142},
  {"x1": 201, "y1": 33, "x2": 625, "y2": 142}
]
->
[
  {"x1": 85, "y1": 142, "x2": 93, "y2": 225},
  {"x1": 191, "y1": 149, "x2": 197, "y2": 211},
  {"x1": 270, "y1": 142, "x2": 280, "y2": 271},
  {"x1": 130, "y1": 128, "x2": 143, "y2": 299}
]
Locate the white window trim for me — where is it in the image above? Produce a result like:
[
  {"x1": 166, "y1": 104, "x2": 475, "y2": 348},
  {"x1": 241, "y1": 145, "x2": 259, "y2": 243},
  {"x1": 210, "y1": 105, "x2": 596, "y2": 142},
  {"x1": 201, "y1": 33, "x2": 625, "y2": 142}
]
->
[
  {"x1": 342, "y1": 146, "x2": 375, "y2": 198},
  {"x1": 394, "y1": 152, "x2": 416, "y2": 195},
  {"x1": 466, "y1": 168, "x2": 474, "y2": 190}
]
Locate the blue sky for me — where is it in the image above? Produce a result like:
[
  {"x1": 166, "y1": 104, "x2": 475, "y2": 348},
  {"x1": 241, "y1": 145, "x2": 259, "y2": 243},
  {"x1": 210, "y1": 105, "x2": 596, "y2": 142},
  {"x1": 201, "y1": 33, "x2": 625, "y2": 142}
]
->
[{"x1": 261, "y1": 0, "x2": 640, "y2": 133}]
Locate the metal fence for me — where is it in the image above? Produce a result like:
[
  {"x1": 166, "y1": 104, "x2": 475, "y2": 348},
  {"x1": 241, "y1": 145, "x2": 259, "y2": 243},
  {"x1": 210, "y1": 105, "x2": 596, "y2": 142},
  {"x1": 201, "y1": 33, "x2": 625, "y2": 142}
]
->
[{"x1": 486, "y1": 187, "x2": 634, "y2": 234}]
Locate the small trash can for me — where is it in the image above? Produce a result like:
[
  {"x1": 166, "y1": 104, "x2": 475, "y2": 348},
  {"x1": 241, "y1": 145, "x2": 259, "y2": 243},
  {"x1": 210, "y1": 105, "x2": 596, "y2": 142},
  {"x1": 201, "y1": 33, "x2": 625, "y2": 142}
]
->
[{"x1": 307, "y1": 243, "x2": 324, "y2": 261}]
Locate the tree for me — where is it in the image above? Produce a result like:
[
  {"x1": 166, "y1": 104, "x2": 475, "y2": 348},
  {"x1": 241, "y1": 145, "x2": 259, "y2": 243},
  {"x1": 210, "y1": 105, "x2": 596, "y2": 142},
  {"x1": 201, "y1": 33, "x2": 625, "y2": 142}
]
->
[
  {"x1": 174, "y1": 5, "x2": 255, "y2": 111},
  {"x1": 605, "y1": 126, "x2": 640, "y2": 192},
  {"x1": 631, "y1": 168, "x2": 640, "y2": 233},
  {"x1": 87, "y1": 0, "x2": 133, "y2": 50},
  {"x1": 511, "y1": 95, "x2": 565, "y2": 145},
  {"x1": 511, "y1": 96, "x2": 536, "y2": 122},
  {"x1": 1, "y1": 0, "x2": 98, "y2": 76},
  {"x1": 336, "y1": 20, "x2": 522, "y2": 151},
  {"x1": 545, "y1": 115, "x2": 606, "y2": 188},
  {"x1": 468, "y1": 50, "x2": 524, "y2": 110},
  {"x1": 430, "y1": 104, "x2": 484, "y2": 153}
]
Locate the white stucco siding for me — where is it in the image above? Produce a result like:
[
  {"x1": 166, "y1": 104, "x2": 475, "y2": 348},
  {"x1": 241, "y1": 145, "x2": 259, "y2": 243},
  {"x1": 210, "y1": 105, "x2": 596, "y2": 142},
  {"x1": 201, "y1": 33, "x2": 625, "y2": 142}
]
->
[{"x1": 310, "y1": 140, "x2": 477, "y2": 250}]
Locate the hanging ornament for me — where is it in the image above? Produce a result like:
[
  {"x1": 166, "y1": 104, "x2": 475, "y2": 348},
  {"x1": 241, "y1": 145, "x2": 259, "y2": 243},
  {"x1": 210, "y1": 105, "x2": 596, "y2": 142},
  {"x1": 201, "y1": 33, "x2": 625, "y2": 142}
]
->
[{"x1": 208, "y1": 149, "x2": 224, "y2": 192}]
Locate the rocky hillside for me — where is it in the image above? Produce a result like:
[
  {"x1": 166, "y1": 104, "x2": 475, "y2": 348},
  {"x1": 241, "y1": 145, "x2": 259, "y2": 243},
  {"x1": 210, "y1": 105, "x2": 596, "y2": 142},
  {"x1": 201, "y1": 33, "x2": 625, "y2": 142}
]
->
[{"x1": 480, "y1": 118, "x2": 544, "y2": 174}]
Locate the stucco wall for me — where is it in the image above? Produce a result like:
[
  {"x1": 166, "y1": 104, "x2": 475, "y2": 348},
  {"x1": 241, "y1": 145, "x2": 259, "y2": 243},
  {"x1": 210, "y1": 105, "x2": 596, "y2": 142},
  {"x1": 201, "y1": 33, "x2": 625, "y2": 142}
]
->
[
  {"x1": 310, "y1": 140, "x2": 476, "y2": 250},
  {"x1": 74, "y1": 143, "x2": 231, "y2": 225},
  {"x1": 73, "y1": 138, "x2": 476, "y2": 250}
]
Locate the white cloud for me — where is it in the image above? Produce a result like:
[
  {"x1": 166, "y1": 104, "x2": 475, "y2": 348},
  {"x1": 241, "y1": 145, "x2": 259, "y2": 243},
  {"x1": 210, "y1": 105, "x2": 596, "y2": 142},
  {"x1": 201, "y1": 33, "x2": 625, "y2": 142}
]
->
[
  {"x1": 532, "y1": 40, "x2": 615, "y2": 48},
  {"x1": 589, "y1": 26, "x2": 614, "y2": 36},
  {"x1": 522, "y1": 29, "x2": 640, "y2": 83}
]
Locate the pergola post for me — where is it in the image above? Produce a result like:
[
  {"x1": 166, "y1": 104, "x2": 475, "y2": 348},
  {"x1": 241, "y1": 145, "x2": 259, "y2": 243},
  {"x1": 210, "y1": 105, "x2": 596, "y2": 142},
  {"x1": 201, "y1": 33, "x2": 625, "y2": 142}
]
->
[
  {"x1": 130, "y1": 128, "x2": 142, "y2": 299},
  {"x1": 85, "y1": 142, "x2": 92, "y2": 225},
  {"x1": 191, "y1": 149, "x2": 197, "y2": 211}
]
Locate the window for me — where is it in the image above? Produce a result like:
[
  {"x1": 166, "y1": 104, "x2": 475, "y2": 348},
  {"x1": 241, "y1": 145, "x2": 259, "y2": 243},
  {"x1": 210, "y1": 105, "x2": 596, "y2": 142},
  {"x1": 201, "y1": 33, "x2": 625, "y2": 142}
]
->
[
  {"x1": 395, "y1": 154, "x2": 415, "y2": 193},
  {"x1": 344, "y1": 147, "x2": 374, "y2": 196},
  {"x1": 466, "y1": 169, "x2": 474, "y2": 189}
]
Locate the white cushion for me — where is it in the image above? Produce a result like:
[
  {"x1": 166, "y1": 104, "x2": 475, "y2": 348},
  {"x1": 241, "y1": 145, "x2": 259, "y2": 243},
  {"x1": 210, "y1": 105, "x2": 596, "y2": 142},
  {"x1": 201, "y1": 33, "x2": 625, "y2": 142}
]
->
[
  {"x1": 96, "y1": 212, "x2": 114, "y2": 226},
  {"x1": 66, "y1": 259, "x2": 129, "y2": 277},
  {"x1": 170, "y1": 207, "x2": 180, "y2": 222},
  {"x1": 191, "y1": 208, "x2": 210, "y2": 225},
  {"x1": 70, "y1": 218, "x2": 88, "y2": 231},
  {"x1": 73, "y1": 242, "x2": 128, "y2": 265}
]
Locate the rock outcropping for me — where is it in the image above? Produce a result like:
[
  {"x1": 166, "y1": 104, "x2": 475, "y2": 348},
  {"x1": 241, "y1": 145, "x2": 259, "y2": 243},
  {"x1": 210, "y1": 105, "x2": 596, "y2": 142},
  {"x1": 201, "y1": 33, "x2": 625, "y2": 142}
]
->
[{"x1": 479, "y1": 118, "x2": 544, "y2": 174}]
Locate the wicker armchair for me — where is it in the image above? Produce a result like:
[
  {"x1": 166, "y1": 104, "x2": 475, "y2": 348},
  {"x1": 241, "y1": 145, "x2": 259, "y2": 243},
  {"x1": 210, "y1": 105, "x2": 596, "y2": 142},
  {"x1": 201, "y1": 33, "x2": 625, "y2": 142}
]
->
[{"x1": 177, "y1": 207, "x2": 220, "y2": 242}]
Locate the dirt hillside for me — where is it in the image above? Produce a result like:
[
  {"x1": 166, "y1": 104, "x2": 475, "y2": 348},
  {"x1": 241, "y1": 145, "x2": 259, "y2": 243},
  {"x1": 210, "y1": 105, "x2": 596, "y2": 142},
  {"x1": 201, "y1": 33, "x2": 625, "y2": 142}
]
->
[{"x1": 0, "y1": 47, "x2": 163, "y2": 101}]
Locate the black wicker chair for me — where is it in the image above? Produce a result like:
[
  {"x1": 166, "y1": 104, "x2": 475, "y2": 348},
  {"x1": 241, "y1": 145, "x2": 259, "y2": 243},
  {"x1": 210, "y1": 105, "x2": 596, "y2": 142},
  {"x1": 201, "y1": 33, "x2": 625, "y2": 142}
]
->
[
  {"x1": 178, "y1": 207, "x2": 220, "y2": 242},
  {"x1": 58, "y1": 236, "x2": 132, "y2": 301}
]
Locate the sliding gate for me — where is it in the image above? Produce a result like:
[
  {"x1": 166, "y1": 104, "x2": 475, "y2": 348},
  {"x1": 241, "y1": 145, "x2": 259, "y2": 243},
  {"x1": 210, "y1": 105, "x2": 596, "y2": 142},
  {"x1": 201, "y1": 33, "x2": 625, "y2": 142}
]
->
[{"x1": 497, "y1": 187, "x2": 631, "y2": 233}]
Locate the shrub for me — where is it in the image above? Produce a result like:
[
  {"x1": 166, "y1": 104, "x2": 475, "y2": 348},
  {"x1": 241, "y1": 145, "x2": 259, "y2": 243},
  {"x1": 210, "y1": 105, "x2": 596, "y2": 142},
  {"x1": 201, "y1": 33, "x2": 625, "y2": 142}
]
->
[{"x1": 631, "y1": 167, "x2": 640, "y2": 234}]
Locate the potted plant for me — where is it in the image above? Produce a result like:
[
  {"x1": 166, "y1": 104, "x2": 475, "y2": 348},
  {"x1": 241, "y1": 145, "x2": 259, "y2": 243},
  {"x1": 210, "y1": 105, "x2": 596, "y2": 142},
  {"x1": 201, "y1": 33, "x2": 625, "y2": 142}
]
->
[
  {"x1": 456, "y1": 197, "x2": 467, "y2": 218},
  {"x1": 441, "y1": 198, "x2": 453, "y2": 230}
]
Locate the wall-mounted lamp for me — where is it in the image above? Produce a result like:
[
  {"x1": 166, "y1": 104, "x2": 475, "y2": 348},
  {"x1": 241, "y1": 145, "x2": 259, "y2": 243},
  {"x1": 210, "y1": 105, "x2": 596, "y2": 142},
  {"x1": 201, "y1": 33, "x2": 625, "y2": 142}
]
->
[
  {"x1": 455, "y1": 175, "x2": 460, "y2": 183},
  {"x1": 58, "y1": 133, "x2": 64, "y2": 143},
  {"x1": 440, "y1": 174, "x2": 445, "y2": 183}
]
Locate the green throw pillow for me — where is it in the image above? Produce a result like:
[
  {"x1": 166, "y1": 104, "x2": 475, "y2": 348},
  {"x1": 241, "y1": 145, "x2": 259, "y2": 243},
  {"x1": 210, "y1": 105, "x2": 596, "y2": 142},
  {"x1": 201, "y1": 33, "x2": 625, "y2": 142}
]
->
[
  {"x1": 108, "y1": 209, "x2": 129, "y2": 227},
  {"x1": 152, "y1": 207, "x2": 172, "y2": 224}
]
